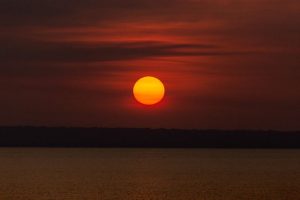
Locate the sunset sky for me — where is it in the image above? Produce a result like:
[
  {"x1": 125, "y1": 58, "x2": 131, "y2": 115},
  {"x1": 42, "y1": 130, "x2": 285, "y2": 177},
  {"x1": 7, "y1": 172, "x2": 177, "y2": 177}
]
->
[{"x1": 1, "y1": 0, "x2": 299, "y2": 130}]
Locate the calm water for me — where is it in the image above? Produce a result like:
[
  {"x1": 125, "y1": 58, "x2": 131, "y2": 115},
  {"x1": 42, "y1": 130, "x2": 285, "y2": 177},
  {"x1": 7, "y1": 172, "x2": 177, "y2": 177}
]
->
[{"x1": 0, "y1": 148, "x2": 300, "y2": 200}]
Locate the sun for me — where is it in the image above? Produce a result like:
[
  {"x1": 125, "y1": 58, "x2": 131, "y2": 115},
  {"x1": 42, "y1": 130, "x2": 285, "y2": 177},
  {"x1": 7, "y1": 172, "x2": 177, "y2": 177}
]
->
[{"x1": 133, "y1": 76, "x2": 165, "y2": 105}]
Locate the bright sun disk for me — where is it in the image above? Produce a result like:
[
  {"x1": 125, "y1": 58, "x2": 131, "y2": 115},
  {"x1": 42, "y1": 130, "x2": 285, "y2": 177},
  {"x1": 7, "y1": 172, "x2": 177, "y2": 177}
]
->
[{"x1": 133, "y1": 76, "x2": 165, "y2": 105}]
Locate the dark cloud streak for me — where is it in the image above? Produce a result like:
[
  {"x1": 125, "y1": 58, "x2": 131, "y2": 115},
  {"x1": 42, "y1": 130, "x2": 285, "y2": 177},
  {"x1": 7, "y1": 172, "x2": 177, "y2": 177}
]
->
[{"x1": 1, "y1": 40, "x2": 244, "y2": 63}]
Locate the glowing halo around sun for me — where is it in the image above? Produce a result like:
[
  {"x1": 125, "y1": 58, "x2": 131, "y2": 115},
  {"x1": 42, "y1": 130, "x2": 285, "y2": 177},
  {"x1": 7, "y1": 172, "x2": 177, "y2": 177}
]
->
[{"x1": 133, "y1": 76, "x2": 165, "y2": 105}]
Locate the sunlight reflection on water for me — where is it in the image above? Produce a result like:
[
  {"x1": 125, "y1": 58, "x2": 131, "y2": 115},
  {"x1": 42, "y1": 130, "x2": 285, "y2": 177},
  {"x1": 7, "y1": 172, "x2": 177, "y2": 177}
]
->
[{"x1": 0, "y1": 148, "x2": 300, "y2": 200}]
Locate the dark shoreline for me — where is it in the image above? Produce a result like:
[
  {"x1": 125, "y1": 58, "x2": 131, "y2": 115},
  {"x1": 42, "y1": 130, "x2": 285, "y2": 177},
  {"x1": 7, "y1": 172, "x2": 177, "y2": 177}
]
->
[{"x1": 0, "y1": 127, "x2": 300, "y2": 148}]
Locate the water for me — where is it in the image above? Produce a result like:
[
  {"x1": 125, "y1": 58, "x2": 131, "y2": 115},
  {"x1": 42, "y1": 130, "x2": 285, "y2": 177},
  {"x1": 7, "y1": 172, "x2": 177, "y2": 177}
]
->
[{"x1": 0, "y1": 148, "x2": 299, "y2": 200}]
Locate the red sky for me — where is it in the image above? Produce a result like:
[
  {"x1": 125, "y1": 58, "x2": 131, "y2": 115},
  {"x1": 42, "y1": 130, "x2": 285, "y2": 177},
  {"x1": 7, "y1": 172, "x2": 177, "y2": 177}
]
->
[{"x1": 0, "y1": 0, "x2": 299, "y2": 130}]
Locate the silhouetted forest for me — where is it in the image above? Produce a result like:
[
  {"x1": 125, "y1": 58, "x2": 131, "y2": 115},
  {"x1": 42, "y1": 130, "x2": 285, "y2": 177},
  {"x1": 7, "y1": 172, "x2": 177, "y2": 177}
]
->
[{"x1": 0, "y1": 127, "x2": 300, "y2": 148}]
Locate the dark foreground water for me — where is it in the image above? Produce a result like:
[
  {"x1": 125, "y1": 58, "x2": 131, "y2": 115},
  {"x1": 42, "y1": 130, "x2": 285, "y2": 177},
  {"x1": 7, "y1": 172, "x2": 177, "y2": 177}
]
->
[{"x1": 0, "y1": 148, "x2": 299, "y2": 200}]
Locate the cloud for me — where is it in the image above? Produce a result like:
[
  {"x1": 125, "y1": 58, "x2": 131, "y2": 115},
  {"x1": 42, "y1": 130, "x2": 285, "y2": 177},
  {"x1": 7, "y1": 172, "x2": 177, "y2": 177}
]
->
[
  {"x1": 1, "y1": 38, "x2": 246, "y2": 64},
  {"x1": 0, "y1": 0, "x2": 207, "y2": 26}
]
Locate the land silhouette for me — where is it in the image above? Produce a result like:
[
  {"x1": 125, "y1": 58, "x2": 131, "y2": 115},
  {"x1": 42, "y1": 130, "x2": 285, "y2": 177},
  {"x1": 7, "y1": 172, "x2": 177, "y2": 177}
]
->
[{"x1": 0, "y1": 127, "x2": 299, "y2": 148}]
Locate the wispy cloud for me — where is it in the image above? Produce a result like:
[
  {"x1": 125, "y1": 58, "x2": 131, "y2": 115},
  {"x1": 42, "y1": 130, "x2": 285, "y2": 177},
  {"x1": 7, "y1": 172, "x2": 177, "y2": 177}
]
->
[{"x1": 1, "y1": 39, "x2": 248, "y2": 63}]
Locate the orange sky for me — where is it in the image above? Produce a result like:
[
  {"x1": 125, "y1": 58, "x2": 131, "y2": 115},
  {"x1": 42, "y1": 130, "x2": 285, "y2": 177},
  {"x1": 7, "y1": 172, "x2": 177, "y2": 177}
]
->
[{"x1": 0, "y1": 0, "x2": 299, "y2": 130}]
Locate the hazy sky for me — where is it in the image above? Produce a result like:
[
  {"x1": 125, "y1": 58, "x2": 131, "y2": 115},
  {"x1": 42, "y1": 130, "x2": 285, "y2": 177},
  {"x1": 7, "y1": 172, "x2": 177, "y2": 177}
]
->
[{"x1": 1, "y1": 0, "x2": 299, "y2": 130}]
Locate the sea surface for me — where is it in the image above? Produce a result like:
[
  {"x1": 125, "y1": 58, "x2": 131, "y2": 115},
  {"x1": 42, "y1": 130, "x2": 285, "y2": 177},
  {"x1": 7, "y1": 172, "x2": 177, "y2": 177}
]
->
[{"x1": 0, "y1": 148, "x2": 299, "y2": 200}]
